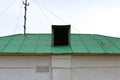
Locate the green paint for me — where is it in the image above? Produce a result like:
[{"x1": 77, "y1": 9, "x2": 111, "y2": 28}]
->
[{"x1": 0, "y1": 34, "x2": 120, "y2": 54}]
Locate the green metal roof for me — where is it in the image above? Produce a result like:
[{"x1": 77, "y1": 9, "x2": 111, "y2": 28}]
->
[{"x1": 0, "y1": 34, "x2": 120, "y2": 55}]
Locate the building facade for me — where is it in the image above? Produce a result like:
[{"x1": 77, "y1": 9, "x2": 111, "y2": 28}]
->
[
  {"x1": 0, "y1": 55, "x2": 120, "y2": 80},
  {"x1": 0, "y1": 33, "x2": 120, "y2": 80}
]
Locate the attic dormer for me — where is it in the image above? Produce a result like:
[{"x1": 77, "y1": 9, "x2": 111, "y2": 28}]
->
[{"x1": 52, "y1": 25, "x2": 71, "y2": 46}]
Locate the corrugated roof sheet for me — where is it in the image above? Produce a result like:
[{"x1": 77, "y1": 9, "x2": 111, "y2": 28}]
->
[{"x1": 0, "y1": 34, "x2": 120, "y2": 54}]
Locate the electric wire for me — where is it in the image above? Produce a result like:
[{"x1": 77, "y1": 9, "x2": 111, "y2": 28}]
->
[
  {"x1": 0, "y1": 0, "x2": 81, "y2": 34},
  {"x1": 14, "y1": 1, "x2": 23, "y2": 34},
  {"x1": 0, "y1": 0, "x2": 17, "y2": 17},
  {"x1": 33, "y1": 0, "x2": 81, "y2": 33},
  {"x1": 71, "y1": 26, "x2": 81, "y2": 33},
  {"x1": 33, "y1": 0, "x2": 53, "y2": 24},
  {"x1": 35, "y1": 0, "x2": 69, "y2": 24}
]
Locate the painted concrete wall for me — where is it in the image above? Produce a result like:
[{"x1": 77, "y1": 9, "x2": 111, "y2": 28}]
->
[
  {"x1": 0, "y1": 55, "x2": 120, "y2": 80},
  {"x1": 72, "y1": 56, "x2": 120, "y2": 80},
  {"x1": 52, "y1": 55, "x2": 71, "y2": 80},
  {"x1": 0, "y1": 56, "x2": 51, "y2": 80}
]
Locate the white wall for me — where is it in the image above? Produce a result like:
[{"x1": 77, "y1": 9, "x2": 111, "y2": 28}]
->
[
  {"x1": 0, "y1": 56, "x2": 51, "y2": 80},
  {"x1": 52, "y1": 55, "x2": 120, "y2": 80},
  {"x1": 0, "y1": 56, "x2": 50, "y2": 67},
  {"x1": 72, "y1": 56, "x2": 120, "y2": 80},
  {"x1": 52, "y1": 55, "x2": 71, "y2": 80},
  {"x1": 0, "y1": 55, "x2": 120, "y2": 80}
]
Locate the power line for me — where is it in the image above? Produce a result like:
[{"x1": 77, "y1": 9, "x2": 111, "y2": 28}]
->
[
  {"x1": 14, "y1": 2, "x2": 23, "y2": 34},
  {"x1": 32, "y1": 0, "x2": 81, "y2": 33},
  {"x1": 0, "y1": 0, "x2": 17, "y2": 17},
  {"x1": 35, "y1": 0, "x2": 69, "y2": 24},
  {"x1": 32, "y1": 0, "x2": 53, "y2": 24},
  {"x1": 71, "y1": 26, "x2": 81, "y2": 33}
]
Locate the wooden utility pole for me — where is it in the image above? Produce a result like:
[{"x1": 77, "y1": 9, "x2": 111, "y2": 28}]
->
[{"x1": 23, "y1": 0, "x2": 29, "y2": 36}]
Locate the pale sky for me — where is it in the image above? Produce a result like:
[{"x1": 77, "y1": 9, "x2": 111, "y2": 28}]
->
[{"x1": 0, "y1": 0, "x2": 120, "y2": 37}]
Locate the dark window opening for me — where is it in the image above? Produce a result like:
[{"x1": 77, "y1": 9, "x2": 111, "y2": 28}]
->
[{"x1": 52, "y1": 25, "x2": 70, "y2": 46}]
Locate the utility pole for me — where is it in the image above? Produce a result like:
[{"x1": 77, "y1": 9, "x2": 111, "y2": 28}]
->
[{"x1": 23, "y1": 0, "x2": 29, "y2": 36}]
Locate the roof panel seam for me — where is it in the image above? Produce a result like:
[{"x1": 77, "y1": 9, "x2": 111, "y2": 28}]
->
[
  {"x1": 79, "y1": 35, "x2": 90, "y2": 53},
  {"x1": 92, "y1": 35, "x2": 107, "y2": 53},
  {"x1": 1, "y1": 36, "x2": 14, "y2": 52},
  {"x1": 105, "y1": 37, "x2": 120, "y2": 50},
  {"x1": 17, "y1": 36, "x2": 26, "y2": 53},
  {"x1": 34, "y1": 34, "x2": 40, "y2": 53},
  {"x1": 70, "y1": 45, "x2": 73, "y2": 54}
]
